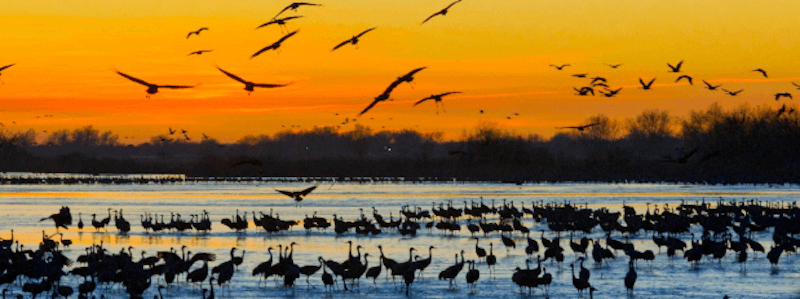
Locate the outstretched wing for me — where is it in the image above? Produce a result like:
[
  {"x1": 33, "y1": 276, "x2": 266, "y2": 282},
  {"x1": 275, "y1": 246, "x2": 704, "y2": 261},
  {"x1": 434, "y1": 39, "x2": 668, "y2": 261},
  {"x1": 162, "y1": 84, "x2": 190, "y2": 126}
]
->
[
  {"x1": 277, "y1": 30, "x2": 299, "y2": 43},
  {"x1": 414, "y1": 96, "x2": 435, "y2": 106},
  {"x1": 444, "y1": 0, "x2": 463, "y2": 10},
  {"x1": 251, "y1": 45, "x2": 274, "y2": 59},
  {"x1": 439, "y1": 91, "x2": 462, "y2": 97},
  {"x1": 253, "y1": 82, "x2": 291, "y2": 88},
  {"x1": 675, "y1": 60, "x2": 683, "y2": 70},
  {"x1": 256, "y1": 20, "x2": 278, "y2": 29},
  {"x1": 404, "y1": 67, "x2": 427, "y2": 78},
  {"x1": 356, "y1": 27, "x2": 377, "y2": 38},
  {"x1": 0, "y1": 64, "x2": 15, "y2": 72},
  {"x1": 332, "y1": 39, "x2": 352, "y2": 51},
  {"x1": 159, "y1": 85, "x2": 194, "y2": 89},
  {"x1": 275, "y1": 189, "x2": 297, "y2": 198},
  {"x1": 117, "y1": 71, "x2": 152, "y2": 86},
  {"x1": 422, "y1": 11, "x2": 444, "y2": 24},
  {"x1": 359, "y1": 98, "x2": 383, "y2": 116},
  {"x1": 647, "y1": 78, "x2": 656, "y2": 86},
  {"x1": 299, "y1": 185, "x2": 317, "y2": 196},
  {"x1": 638, "y1": 78, "x2": 646, "y2": 87},
  {"x1": 217, "y1": 67, "x2": 248, "y2": 84}
]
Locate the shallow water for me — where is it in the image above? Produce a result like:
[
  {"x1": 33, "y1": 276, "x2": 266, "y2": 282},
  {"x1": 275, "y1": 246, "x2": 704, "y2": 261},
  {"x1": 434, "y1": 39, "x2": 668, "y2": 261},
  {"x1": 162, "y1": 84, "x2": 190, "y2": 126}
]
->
[{"x1": 2, "y1": 182, "x2": 800, "y2": 299}]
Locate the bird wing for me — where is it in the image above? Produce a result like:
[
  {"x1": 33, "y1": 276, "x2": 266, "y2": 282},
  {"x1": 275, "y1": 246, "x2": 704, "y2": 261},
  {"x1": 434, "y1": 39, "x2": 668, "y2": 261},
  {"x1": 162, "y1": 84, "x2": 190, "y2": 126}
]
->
[
  {"x1": 647, "y1": 78, "x2": 656, "y2": 86},
  {"x1": 277, "y1": 30, "x2": 299, "y2": 43},
  {"x1": 158, "y1": 85, "x2": 194, "y2": 89},
  {"x1": 275, "y1": 189, "x2": 298, "y2": 198},
  {"x1": 359, "y1": 98, "x2": 383, "y2": 116},
  {"x1": 403, "y1": 67, "x2": 427, "y2": 78},
  {"x1": 299, "y1": 185, "x2": 317, "y2": 196},
  {"x1": 584, "y1": 123, "x2": 601, "y2": 128},
  {"x1": 722, "y1": 89, "x2": 731, "y2": 93},
  {"x1": 439, "y1": 91, "x2": 462, "y2": 97},
  {"x1": 382, "y1": 79, "x2": 403, "y2": 96},
  {"x1": 117, "y1": 71, "x2": 152, "y2": 86},
  {"x1": 444, "y1": 0, "x2": 462, "y2": 10},
  {"x1": 414, "y1": 96, "x2": 434, "y2": 106},
  {"x1": 199, "y1": 27, "x2": 209, "y2": 32},
  {"x1": 422, "y1": 11, "x2": 444, "y2": 24},
  {"x1": 356, "y1": 27, "x2": 377, "y2": 38},
  {"x1": 251, "y1": 45, "x2": 274, "y2": 59},
  {"x1": 332, "y1": 39, "x2": 352, "y2": 51},
  {"x1": 273, "y1": 6, "x2": 292, "y2": 19},
  {"x1": 253, "y1": 82, "x2": 291, "y2": 88},
  {"x1": 676, "y1": 60, "x2": 683, "y2": 70},
  {"x1": 186, "y1": 31, "x2": 196, "y2": 39},
  {"x1": 217, "y1": 67, "x2": 248, "y2": 84},
  {"x1": 638, "y1": 78, "x2": 646, "y2": 87},
  {"x1": 0, "y1": 64, "x2": 15, "y2": 72}
]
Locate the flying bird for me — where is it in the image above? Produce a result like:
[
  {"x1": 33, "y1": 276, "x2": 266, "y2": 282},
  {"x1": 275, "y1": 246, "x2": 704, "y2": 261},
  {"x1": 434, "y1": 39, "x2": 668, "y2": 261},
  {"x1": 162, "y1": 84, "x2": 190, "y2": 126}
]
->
[
  {"x1": 557, "y1": 123, "x2": 601, "y2": 131},
  {"x1": 186, "y1": 27, "x2": 208, "y2": 39},
  {"x1": 605, "y1": 63, "x2": 623, "y2": 69},
  {"x1": 188, "y1": 50, "x2": 212, "y2": 56},
  {"x1": 276, "y1": 186, "x2": 318, "y2": 203},
  {"x1": 775, "y1": 93, "x2": 792, "y2": 101},
  {"x1": 421, "y1": 0, "x2": 462, "y2": 24},
  {"x1": 722, "y1": 89, "x2": 743, "y2": 96},
  {"x1": 572, "y1": 74, "x2": 588, "y2": 78},
  {"x1": 601, "y1": 88, "x2": 622, "y2": 97},
  {"x1": 116, "y1": 71, "x2": 194, "y2": 97},
  {"x1": 252, "y1": 30, "x2": 299, "y2": 58},
  {"x1": 752, "y1": 68, "x2": 768, "y2": 78},
  {"x1": 549, "y1": 64, "x2": 570, "y2": 70},
  {"x1": 0, "y1": 63, "x2": 14, "y2": 84},
  {"x1": 168, "y1": 127, "x2": 176, "y2": 135},
  {"x1": 667, "y1": 60, "x2": 683, "y2": 72},
  {"x1": 675, "y1": 75, "x2": 693, "y2": 85},
  {"x1": 332, "y1": 27, "x2": 377, "y2": 51},
  {"x1": 359, "y1": 67, "x2": 426, "y2": 116},
  {"x1": 216, "y1": 67, "x2": 291, "y2": 94},
  {"x1": 413, "y1": 92, "x2": 461, "y2": 114},
  {"x1": 573, "y1": 87, "x2": 594, "y2": 96},
  {"x1": 639, "y1": 78, "x2": 655, "y2": 90},
  {"x1": 256, "y1": 16, "x2": 303, "y2": 30},
  {"x1": 703, "y1": 80, "x2": 721, "y2": 90},
  {"x1": 590, "y1": 77, "x2": 607, "y2": 84},
  {"x1": 792, "y1": 82, "x2": 800, "y2": 90},
  {"x1": 274, "y1": 2, "x2": 321, "y2": 20}
]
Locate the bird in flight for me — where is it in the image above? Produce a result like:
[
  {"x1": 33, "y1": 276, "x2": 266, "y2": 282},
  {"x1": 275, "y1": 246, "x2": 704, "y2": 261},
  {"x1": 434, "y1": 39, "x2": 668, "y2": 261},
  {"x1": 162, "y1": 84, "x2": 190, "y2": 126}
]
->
[
  {"x1": 777, "y1": 104, "x2": 787, "y2": 117},
  {"x1": 186, "y1": 27, "x2": 208, "y2": 39},
  {"x1": 168, "y1": 127, "x2": 176, "y2": 135},
  {"x1": 422, "y1": 0, "x2": 462, "y2": 24},
  {"x1": 557, "y1": 123, "x2": 601, "y2": 131},
  {"x1": 702, "y1": 80, "x2": 721, "y2": 90},
  {"x1": 0, "y1": 63, "x2": 15, "y2": 84},
  {"x1": 413, "y1": 92, "x2": 461, "y2": 114},
  {"x1": 639, "y1": 78, "x2": 655, "y2": 90},
  {"x1": 252, "y1": 30, "x2": 299, "y2": 58},
  {"x1": 116, "y1": 71, "x2": 194, "y2": 97},
  {"x1": 256, "y1": 16, "x2": 303, "y2": 31},
  {"x1": 276, "y1": 185, "x2": 318, "y2": 204},
  {"x1": 188, "y1": 50, "x2": 212, "y2": 56},
  {"x1": 216, "y1": 67, "x2": 291, "y2": 94},
  {"x1": 667, "y1": 60, "x2": 683, "y2": 73},
  {"x1": 359, "y1": 67, "x2": 426, "y2": 116},
  {"x1": 752, "y1": 68, "x2": 768, "y2": 78},
  {"x1": 675, "y1": 75, "x2": 693, "y2": 85},
  {"x1": 332, "y1": 27, "x2": 377, "y2": 51},
  {"x1": 572, "y1": 74, "x2": 588, "y2": 78},
  {"x1": 592, "y1": 82, "x2": 609, "y2": 88},
  {"x1": 722, "y1": 89, "x2": 743, "y2": 96},
  {"x1": 573, "y1": 87, "x2": 594, "y2": 96},
  {"x1": 793, "y1": 82, "x2": 800, "y2": 90},
  {"x1": 549, "y1": 64, "x2": 570, "y2": 70},
  {"x1": 775, "y1": 92, "x2": 792, "y2": 101},
  {"x1": 590, "y1": 77, "x2": 607, "y2": 84},
  {"x1": 605, "y1": 63, "x2": 623, "y2": 69},
  {"x1": 274, "y1": 3, "x2": 321, "y2": 20},
  {"x1": 601, "y1": 88, "x2": 622, "y2": 97}
]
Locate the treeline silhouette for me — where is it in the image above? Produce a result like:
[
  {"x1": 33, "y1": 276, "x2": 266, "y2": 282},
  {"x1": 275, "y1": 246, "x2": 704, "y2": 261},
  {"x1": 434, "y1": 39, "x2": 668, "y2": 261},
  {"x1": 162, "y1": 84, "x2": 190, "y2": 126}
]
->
[{"x1": 1, "y1": 102, "x2": 797, "y2": 184}]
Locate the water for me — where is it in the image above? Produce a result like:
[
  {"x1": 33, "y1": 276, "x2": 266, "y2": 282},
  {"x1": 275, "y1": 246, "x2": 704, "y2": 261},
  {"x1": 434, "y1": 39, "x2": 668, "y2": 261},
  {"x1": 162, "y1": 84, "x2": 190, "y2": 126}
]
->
[{"x1": 2, "y1": 182, "x2": 800, "y2": 299}]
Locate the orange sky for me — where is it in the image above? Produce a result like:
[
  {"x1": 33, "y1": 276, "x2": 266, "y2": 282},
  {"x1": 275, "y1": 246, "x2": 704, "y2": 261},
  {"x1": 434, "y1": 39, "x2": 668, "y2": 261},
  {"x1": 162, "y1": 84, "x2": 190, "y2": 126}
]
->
[{"x1": 2, "y1": 0, "x2": 800, "y2": 143}]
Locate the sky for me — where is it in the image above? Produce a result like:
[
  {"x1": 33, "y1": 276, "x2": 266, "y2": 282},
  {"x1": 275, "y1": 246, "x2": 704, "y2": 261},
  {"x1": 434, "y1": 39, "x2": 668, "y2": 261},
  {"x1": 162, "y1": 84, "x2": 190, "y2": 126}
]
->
[{"x1": 1, "y1": 0, "x2": 800, "y2": 144}]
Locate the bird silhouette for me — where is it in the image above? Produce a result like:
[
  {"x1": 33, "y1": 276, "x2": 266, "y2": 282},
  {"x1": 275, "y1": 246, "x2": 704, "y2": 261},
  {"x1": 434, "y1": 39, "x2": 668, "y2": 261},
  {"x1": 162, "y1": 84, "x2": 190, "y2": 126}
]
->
[
  {"x1": 752, "y1": 68, "x2": 768, "y2": 78},
  {"x1": 792, "y1": 82, "x2": 800, "y2": 90},
  {"x1": 557, "y1": 123, "x2": 600, "y2": 131},
  {"x1": 186, "y1": 27, "x2": 208, "y2": 39},
  {"x1": 188, "y1": 50, "x2": 212, "y2": 56},
  {"x1": 667, "y1": 60, "x2": 683, "y2": 72},
  {"x1": 775, "y1": 92, "x2": 792, "y2": 100},
  {"x1": 332, "y1": 27, "x2": 377, "y2": 51},
  {"x1": 413, "y1": 92, "x2": 461, "y2": 114},
  {"x1": 605, "y1": 63, "x2": 623, "y2": 69},
  {"x1": 274, "y1": 2, "x2": 321, "y2": 20},
  {"x1": 639, "y1": 78, "x2": 655, "y2": 90},
  {"x1": 676, "y1": 75, "x2": 693, "y2": 85},
  {"x1": 590, "y1": 77, "x2": 607, "y2": 84},
  {"x1": 116, "y1": 71, "x2": 194, "y2": 97},
  {"x1": 422, "y1": 0, "x2": 462, "y2": 24},
  {"x1": 574, "y1": 87, "x2": 594, "y2": 96},
  {"x1": 252, "y1": 30, "x2": 299, "y2": 58},
  {"x1": 169, "y1": 127, "x2": 176, "y2": 134},
  {"x1": 276, "y1": 185, "x2": 318, "y2": 203},
  {"x1": 549, "y1": 64, "x2": 570, "y2": 70},
  {"x1": 256, "y1": 16, "x2": 303, "y2": 30},
  {"x1": 722, "y1": 89, "x2": 743, "y2": 96},
  {"x1": 572, "y1": 74, "x2": 588, "y2": 78},
  {"x1": 0, "y1": 64, "x2": 15, "y2": 84},
  {"x1": 359, "y1": 67, "x2": 426, "y2": 116},
  {"x1": 703, "y1": 80, "x2": 721, "y2": 90},
  {"x1": 217, "y1": 67, "x2": 291, "y2": 94},
  {"x1": 601, "y1": 87, "x2": 622, "y2": 97}
]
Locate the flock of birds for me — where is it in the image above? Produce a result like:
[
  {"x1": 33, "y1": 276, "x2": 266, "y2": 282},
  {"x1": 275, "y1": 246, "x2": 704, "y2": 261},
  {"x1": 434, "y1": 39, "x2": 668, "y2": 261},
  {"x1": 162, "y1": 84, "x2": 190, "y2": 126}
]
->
[{"x1": 4, "y1": 196, "x2": 800, "y2": 298}]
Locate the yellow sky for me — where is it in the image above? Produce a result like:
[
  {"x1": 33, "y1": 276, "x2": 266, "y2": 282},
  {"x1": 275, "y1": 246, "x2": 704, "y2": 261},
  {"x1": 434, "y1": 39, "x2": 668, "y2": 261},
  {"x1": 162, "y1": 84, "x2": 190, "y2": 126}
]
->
[{"x1": 1, "y1": 0, "x2": 800, "y2": 143}]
